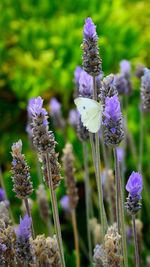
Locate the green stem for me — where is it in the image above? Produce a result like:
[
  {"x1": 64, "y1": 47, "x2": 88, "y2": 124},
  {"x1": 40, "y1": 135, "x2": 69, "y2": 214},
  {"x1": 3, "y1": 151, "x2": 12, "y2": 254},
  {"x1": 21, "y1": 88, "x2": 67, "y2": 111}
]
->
[
  {"x1": 138, "y1": 108, "x2": 143, "y2": 173},
  {"x1": 71, "y1": 209, "x2": 80, "y2": 267},
  {"x1": 91, "y1": 76, "x2": 107, "y2": 239},
  {"x1": 83, "y1": 142, "x2": 93, "y2": 264},
  {"x1": 24, "y1": 198, "x2": 35, "y2": 239},
  {"x1": 132, "y1": 215, "x2": 140, "y2": 267},
  {"x1": 114, "y1": 148, "x2": 128, "y2": 267},
  {"x1": 101, "y1": 136, "x2": 114, "y2": 224},
  {"x1": 45, "y1": 153, "x2": 65, "y2": 267}
]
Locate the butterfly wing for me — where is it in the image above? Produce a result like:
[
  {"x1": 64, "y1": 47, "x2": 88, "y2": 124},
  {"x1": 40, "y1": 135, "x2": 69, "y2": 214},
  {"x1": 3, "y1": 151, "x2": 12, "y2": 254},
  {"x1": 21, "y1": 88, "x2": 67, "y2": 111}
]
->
[{"x1": 74, "y1": 97, "x2": 102, "y2": 133}]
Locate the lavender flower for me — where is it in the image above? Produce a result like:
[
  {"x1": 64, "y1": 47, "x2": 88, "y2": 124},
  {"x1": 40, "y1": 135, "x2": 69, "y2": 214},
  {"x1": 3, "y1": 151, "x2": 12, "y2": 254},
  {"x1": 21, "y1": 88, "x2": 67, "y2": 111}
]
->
[
  {"x1": 82, "y1": 17, "x2": 102, "y2": 76},
  {"x1": 140, "y1": 68, "x2": 150, "y2": 112},
  {"x1": 120, "y1": 60, "x2": 131, "y2": 76},
  {"x1": 120, "y1": 60, "x2": 132, "y2": 93},
  {"x1": 99, "y1": 74, "x2": 118, "y2": 105},
  {"x1": 73, "y1": 66, "x2": 83, "y2": 97},
  {"x1": 83, "y1": 17, "x2": 97, "y2": 40},
  {"x1": 135, "y1": 64, "x2": 145, "y2": 79},
  {"x1": 79, "y1": 70, "x2": 93, "y2": 98},
  {"x1": 50, "y1": 98, "x2": 61, "y2": 116},
  {"x1": 0, "y1": 188, "x2": 5, "y2": 202},
  {"x1": 49, "y1": 97, "x2": 65, "y2": 129},
  {"x1": 16, "y1": 214, "x2": 34, "y2": 265},
  {"x1": 29, "y1": 96, "x2": 56, "y2": 154},
  {"x1": 125, "y1": 172, "x2": 143, "y2": 215},
  {"x1": 11, "y1": 140, "x2": 33, "y2": 199},
  {"x1": 115, "y1": 74, "x2": 129, "y2": 94},
  {"x1": 126, "y1": 172, "x2": 142, "y2": 199},
  {"x1": 60, "y1": 195, "x2": 70, "y2": 212},
  {"x1": 74, "y1": 66, "x2": 82, "y2": 87},
  {"x1": 103, "y1": 95, "x2": 124, "y2": 146},
  {"x1": 69, "y1": 109, "x2": 79, "y2": 128}
]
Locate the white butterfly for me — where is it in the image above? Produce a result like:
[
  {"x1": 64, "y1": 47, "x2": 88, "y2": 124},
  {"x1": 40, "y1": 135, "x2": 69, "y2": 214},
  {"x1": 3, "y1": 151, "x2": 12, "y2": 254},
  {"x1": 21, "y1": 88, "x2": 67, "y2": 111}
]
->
[{"x1": 74, "y1": 97, "x2": 102, "y2": 133}]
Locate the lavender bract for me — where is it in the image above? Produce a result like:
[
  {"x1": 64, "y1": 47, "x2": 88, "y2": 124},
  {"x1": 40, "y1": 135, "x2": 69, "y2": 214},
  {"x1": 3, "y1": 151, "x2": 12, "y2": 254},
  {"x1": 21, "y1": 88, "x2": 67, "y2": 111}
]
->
[
  {"x1": 103, "y1": 95, "x2": 124, "y2": 146},
  {"x1": 50, "y1": 98, "x2": 61, "y2": 116}
]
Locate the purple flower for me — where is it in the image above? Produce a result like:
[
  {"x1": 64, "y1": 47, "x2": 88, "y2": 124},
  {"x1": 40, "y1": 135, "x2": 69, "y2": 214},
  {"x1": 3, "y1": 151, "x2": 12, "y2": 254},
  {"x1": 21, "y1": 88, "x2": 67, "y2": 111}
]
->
[
  {"x1": 29, "y1": 96, "x2": 47, "y2": 118},
  {"x1": 79, "y1": 70, "x2": 93, "y2": 97},
  {"x1": 126, "y1": 172, "x2": 143, "y2": 198},
  {"x1": 27, "y1": 98, "x2": 36, "y2": 118},
  {"x1": 103, "y1": 95, "x2": 122, "y2": 123},
  {"x1": 120, "y1": 60, "x2": 131, "y2": 76},
  {"x1": 16, "y1": 214, "x2": 31, "y2": 240},
  {"x1": 74, "y1": 66, "x2": 82, "y2": 85},
  {"x1": 49, "y1": 98, "x2": 61, "y2": 116},
  {"x1": 83, "y1": 17, "x2": 97, "y2": 40},
  {"x1": 116, "y1": 147, "x2": 124, "y2": 162},
  {"x1": 69, "y1": 109, "x2": 79, "y2": 128},
  {"x1": 0, "y1": 188, "x2": 6, "y2": 202},
  {"x1": 60, "y1": 195, "x2": 70, "y2": 212},
  {"x1": 141, "y1": 68, "x2": 150, "y2": 112},
  {"x1": 115, "y1": 74, "x2": 129, "y2": 94},
  {"x1": 103, "y1": 95, "x2": 124, "y2": 146}
]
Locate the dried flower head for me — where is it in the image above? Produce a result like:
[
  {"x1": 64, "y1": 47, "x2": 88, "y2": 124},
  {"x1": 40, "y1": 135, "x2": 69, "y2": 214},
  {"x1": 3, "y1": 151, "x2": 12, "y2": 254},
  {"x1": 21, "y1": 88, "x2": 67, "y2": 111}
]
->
[
  {"x1": 125, "y1": 172, "x2": 142, "y2": 215},
  {"x1": 29, "y1": 96, "x2": 56, "y2": 154},
  {"x1": 41, "y1": 152, "x2": 62, "y2": 190},
  {"x1": 103, "y1": 95, "x2": 124, "y2": 146},
  {"x1": 62, "y1": 143, "x2": 79, "y2": 209},
  {"x1": 36, "y1": 184, "x2": 50, "y2": 223},
  {"x1": 11, "y1": 140, "x2": 33, "y2": 199},
  {"x1": 31, "y1": 234, "x2": 61, "y2": 267},
  {"x1": 93, "y1": 224, "x2": 122, "y2": 267},
  {"x1": 89, "y1": 218, "x2": 102, "y2": 245},
  {"x1": 16, "y1": 214, "x2": 34, "y2": 265},
  {"x1": 82, "y1": 17, "x2": 102, "y2": 76},
  {"x1": 140, "y1": 69, "x2": 150, "y2": 112},
  {"x1": 0, "y1": 225, "x2": 16, "y2": 266},
  {"x1": 0, "y1": 202, "x2": 10, "y2": 227}
]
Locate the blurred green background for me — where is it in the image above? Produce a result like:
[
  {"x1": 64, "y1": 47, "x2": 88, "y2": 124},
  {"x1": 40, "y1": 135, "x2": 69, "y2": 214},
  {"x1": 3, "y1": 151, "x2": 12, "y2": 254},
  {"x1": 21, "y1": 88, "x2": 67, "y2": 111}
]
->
[{"x1": 0, "y1": 0, "x2": 150, "y2": 266}]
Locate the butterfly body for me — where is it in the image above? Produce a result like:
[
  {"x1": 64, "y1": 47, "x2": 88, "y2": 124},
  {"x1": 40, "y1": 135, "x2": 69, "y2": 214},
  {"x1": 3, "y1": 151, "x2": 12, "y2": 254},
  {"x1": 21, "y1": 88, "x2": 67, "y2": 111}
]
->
[{"x1": 74, "y1": 97, "x2": 102, "y2": 133}]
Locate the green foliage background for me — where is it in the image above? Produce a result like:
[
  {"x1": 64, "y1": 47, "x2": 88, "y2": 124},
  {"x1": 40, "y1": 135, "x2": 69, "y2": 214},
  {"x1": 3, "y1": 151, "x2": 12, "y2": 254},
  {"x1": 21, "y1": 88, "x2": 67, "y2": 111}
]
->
[{"x1": 0, "y1": 0, "x2": 150, "y2": 266}]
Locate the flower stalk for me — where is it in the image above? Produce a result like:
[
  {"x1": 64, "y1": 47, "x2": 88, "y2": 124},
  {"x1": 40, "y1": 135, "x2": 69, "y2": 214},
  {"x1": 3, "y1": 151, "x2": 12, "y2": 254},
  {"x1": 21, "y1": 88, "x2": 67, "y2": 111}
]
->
[
  {"x1": 45, "y1": 153, "x2": 65, "y2": 267},
  {"x1": 114, "y1": 148, "x2": 128, "y2": 267},
  {"x1": 132, "y1": 215, "x2": 140, "y2": 267},
  {"x1": 83, "y1": 142, "x2": 92, "y2": 264}
]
